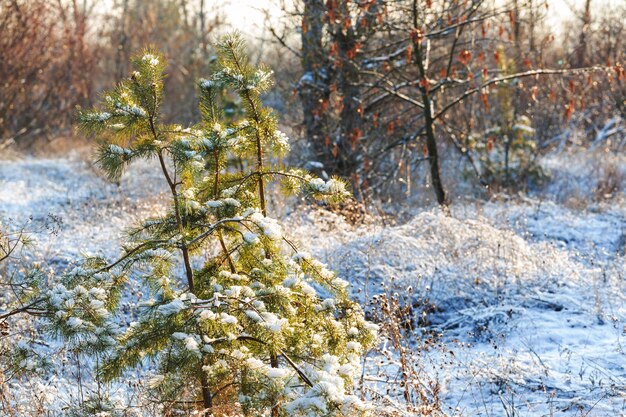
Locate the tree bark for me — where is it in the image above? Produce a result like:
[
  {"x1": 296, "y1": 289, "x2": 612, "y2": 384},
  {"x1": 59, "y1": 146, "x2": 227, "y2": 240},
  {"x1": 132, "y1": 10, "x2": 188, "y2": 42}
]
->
[
  {"x1": 413, "y1": 1, "x2": 447, "y2": 206},
  {"x1": 576, "y1": 0, "x2": 592, "y2": 68},
  {"x1": 270, "y1": 353, "x2": 279, "y2": 417},
  {"x1": 200, "y1": 371, "x2": 213, "y2": 416},
  {"x1": 299, "y1": 0, "x2": 330, "y2": 162},
  {"x1": 421, "y1": 91, "x2": 447, "y2": 206}
]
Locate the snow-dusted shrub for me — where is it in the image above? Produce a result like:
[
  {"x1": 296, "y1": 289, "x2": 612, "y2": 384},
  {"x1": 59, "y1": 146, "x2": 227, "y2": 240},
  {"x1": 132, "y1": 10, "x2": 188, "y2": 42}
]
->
[
  {"x1": 540, "y1": 148, "x2": 626, "y2": 206},
  {"x1": 71, "y1": 34, "x2": 377, "y2": 416}
]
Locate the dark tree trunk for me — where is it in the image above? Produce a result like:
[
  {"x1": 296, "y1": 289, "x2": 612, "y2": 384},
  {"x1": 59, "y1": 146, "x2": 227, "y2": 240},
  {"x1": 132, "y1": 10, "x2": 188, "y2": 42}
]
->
[
  {"x1": 576, "y1": 0, "x2": 592, "y2": 68},
  {"x1": 270, "y1": 353, "x2": 279, "y2": 417},
  {"x1": 200, "y1": 371, "x2": 212, "y2": 416},
  {"x1": 115, "y1": 0, "x2": 129, "y2": 81},
  {"x1": 421, "y1": 90, "x2": 447, "y2": 206},
  {"x1": 413, "y1": 1, "x2": 447, "y2": 206},
  {"x1": 333, "y1": 1, "x2": 361, "y2": 178},
  {"x1": 299, "y1": 0, "x2": 330, "y2": 162}
]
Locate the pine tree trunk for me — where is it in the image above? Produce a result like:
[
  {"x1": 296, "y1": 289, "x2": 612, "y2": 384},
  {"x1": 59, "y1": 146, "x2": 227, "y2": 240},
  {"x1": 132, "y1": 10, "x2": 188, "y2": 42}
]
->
[
  {"x1": 270, "y1": 353, "x2": 279, "y2": 417},
  {"x1": 200, "y1": 371, "x2": 212, "y2": 416}
]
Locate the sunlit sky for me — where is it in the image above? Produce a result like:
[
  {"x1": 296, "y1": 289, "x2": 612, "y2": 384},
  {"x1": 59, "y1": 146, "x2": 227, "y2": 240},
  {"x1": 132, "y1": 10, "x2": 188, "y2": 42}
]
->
[
  {"x1": 222, "y1": 0, "x2": 284, "y2": 35},
  {"x1": 95, "y1": 0, "x2": 620, "y2": 37},
  {"x1": 220, "y1": 0, "x2": 620, "y2": 36}
]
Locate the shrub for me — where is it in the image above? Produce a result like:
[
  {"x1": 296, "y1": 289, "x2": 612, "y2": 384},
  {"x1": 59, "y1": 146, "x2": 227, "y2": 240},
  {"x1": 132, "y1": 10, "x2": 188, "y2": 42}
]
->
[{"x1": 468, "y1": 47, "x2": 546, "y2": 187}]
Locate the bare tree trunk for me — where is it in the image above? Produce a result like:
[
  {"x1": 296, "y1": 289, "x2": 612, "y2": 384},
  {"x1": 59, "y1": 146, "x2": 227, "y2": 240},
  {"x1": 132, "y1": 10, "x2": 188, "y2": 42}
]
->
[
  {"x1": 513, "y1": 0, "x2": 521, "y2": 59},
  {"x1": 421, "y1": 88, "x2": 447, "y2": 206},
  {"x1": 412, "y1": 1, "x2": 446, "y2": 206},
  {"x1": 299, "y1": 0, "x2": 330, "y2": 163},
  {"x1": 180, "y1": 0, "x2": 190, "y2": 29},
  {"x1": 334, "y1": 0, "x2": 361, "y2": 178},
  {"x1": 199, "y1": 0, "x2": 207, "y2": 59},
  {"x1": 506, "y1": 0, "x2": 522, "y2": 184},
  {"x1": 576, "y1": 0, "x2": 592, "y2": 68},
  {"x1": 528, "y1": 0, "x2": 536, "y2": 52},
  {"x1": 115, "y1": 0, "x2": 129, "y2": 80}
]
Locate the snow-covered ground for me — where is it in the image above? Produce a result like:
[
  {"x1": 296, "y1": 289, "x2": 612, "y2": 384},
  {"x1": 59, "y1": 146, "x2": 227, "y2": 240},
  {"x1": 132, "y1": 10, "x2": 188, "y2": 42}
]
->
[{"x1": 1, "y1": 151, "x2": 624, "y2": 416}]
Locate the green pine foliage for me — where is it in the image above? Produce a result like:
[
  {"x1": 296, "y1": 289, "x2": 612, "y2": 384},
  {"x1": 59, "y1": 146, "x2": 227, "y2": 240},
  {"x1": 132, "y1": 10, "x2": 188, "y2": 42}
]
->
[
  {"x1": 468, "y1": 46, "x2": 545, "y2": 187},
  {"x1": 75, "y1": 33, "x2": 377, "y2": 416}
]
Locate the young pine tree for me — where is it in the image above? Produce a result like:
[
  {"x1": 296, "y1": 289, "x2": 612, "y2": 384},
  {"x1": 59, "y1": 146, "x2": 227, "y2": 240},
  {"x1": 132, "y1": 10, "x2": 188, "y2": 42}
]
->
[
  {"x1": 77, "y1": 34, "x2": 377, "y2": 416},
  {"x1": 469, "y1": 46, "x2": 544, "y2": 187}
]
